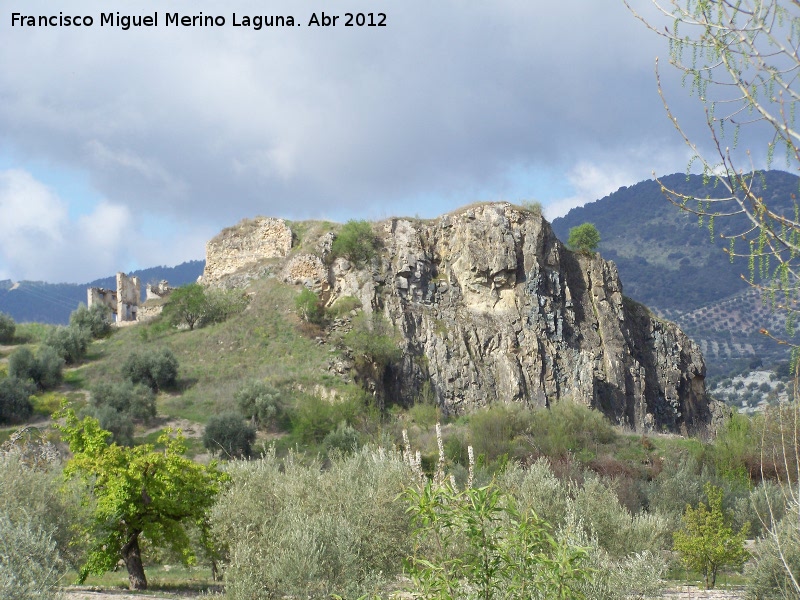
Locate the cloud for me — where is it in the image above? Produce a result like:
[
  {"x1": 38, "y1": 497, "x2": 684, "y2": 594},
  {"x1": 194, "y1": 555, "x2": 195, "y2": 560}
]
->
[
  {"x1": 0, "y1": 169, "x2": 205, "y2": 282},
  {"x1": 0, "y1": 0, "x2": 748, "y2": 280}
]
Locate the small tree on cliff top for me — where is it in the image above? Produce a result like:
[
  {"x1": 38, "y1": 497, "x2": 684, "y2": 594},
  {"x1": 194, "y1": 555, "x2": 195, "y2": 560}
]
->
[
  {"x1": 567, "y1": 223, "x2": 601, "y2": 253},
  {"x1": 54, "y1": 406, "x2": 227, "y2": 591}
]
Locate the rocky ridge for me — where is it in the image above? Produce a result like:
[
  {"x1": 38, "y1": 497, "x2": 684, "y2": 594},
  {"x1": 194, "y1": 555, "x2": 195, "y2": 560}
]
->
[{"x1": 203, "y1": 204, "x2": 710, "y2": 432}]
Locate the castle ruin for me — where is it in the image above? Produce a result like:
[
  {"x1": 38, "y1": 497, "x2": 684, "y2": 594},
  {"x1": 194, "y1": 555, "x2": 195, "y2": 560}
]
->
[{"x1": 87, "y1": 272, "x2": 141, "y2": 323}]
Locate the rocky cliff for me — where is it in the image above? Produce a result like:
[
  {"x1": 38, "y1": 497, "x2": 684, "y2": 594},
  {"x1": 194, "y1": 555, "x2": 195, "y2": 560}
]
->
[{"x1": 203, "y1": 204, "x2": 709, "y2": 433}]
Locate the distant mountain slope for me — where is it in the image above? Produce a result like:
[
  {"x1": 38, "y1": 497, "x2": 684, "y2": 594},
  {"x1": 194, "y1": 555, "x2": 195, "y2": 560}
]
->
[
  {"x1": 0, "y1": 260, "x2": 205, "y2": 324},
  {"x1": 551, "y1": 170, "x2": 799, "y2": 312},
  {"x1": 551, "y1": 170, "x2": 800, "y2": 375}
]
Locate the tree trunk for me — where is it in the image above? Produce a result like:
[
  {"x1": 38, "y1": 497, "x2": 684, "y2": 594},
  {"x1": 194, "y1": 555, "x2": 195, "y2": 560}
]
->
[{"x1": 121, "y1": 531, "x2": 148, "y2": 590}]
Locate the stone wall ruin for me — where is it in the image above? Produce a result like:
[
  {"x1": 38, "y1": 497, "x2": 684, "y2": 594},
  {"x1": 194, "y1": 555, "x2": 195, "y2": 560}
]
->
[{"x1": 87, "y1": 272, "x2": 141, "y2": 323}]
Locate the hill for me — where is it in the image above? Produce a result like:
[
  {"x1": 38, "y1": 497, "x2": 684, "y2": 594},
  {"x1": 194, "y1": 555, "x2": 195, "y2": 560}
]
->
[
  {"x1": 551, "y1": 170, "x2": 800, "y2": 377},
  {"x1": 0, "y1": 261, "x2": 205, "y2": 325}
]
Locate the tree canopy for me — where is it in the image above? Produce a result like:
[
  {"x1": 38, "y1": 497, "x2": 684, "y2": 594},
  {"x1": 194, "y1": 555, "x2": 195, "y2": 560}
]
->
[
  {"x1": 54, "y1": 407, "x2": 227, "y2": 590},
  {"x1": 567, "y1": 223, "x2": 601, "y2": 253}
]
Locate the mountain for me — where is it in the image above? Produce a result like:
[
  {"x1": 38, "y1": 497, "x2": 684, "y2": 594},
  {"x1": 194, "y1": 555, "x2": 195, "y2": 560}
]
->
[
  {"x1": 0, "y1": 260, "x2": 205, "y2": 325},
  {"x1": 551, "y1": 170, "x2": 800, "y2": 377}
]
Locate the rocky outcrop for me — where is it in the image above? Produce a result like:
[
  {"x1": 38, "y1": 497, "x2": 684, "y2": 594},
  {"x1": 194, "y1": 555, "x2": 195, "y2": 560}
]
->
[
  {"x1": 205, "y1": 203, "x2": 709, "y2": 432},
  {"x1": 202, "y1": 217, "x2": 292, "y2": 285}
]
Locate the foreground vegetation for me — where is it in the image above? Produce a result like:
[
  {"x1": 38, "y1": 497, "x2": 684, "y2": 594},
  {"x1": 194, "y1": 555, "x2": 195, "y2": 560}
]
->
[{"x1": 1, "y1": 272, "x2": 799, "y2": 598}]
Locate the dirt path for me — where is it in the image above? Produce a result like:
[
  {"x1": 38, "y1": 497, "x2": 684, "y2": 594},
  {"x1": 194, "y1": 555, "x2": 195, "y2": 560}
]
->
[{"x1": 63, "y1": 585, "x2": 746, "y2": 600}]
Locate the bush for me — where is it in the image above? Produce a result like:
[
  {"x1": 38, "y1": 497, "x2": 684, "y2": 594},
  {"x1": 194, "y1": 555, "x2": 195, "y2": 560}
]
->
[
  {"x1": 327, "y1": 295, "x2": 362, "y2": 318},
  {"x1": 0, "y1": 312, "x2": 15, "y2": 343},
  {"x1": 69, "y1": 303, "x2": 112, "y2": 339},
  {"x1": 0, "y1": 378, "x2": 35, "y2": 424},
  {"x1": 330, "y1": 220, "x2": 379, "y2": 265},
  {"x1": 87, "y1": 404, "x2": 135, "y2": 447},
  {"x1": 122, "y1": 347, "x2": 178, "y2": 392},
  {"x1": 211, "y1": 447, "x2": 413, "y2": 599},
  {"x1": 203, "y1": 412, "x2": 256, "y2": 459},
  {"x1": 290, "y1": 393, "x2": 366, "y2": 445},
  {"x1": 746, "y1": 510, "x2": 800, "y2": 599},
  {"x1": 295, "y1": 288, "x2": 324, "y2": 324},
  {"x1": 44, "y1": 325, "x2": 91, "y2": 364},
  {"x1": 526, "y1": 401, "x2": 617, "y2": 460},
  {"x1": 0, "y1": 514, "x2": 65, "y2": 600},
  {"x1": 323, "y1": 422, "x2": 361, "y2": 454},
  {"x1": 8, "y1": 346, "x2": 63, "y2": 390},
  {"x1": 235, "y1": 380, "x2": 286, "y2": 429},
  {"x1": 90, "y1": 381, "x2": 156, "y2": 422},
  {"x1": 342, "y1": 312, "x2": 401, "y2": 376}
]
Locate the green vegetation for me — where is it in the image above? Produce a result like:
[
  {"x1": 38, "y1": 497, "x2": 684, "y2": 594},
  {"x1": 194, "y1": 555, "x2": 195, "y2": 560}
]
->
[
  {"x1": 0, "y1": 378, "x2": 35, "y2": 424},
  {"x1": 8, "y1": 346, "x2": 64, "y2": 390},
  {"x1": 0, "y1": 311, "x2": 15, "y2": 343},
  {"x1": 122, "y1": 347, "x2": 179, "y2": 392},
  {"x1": 295, "y1": 287, "x2": 324, "y2": 324},
  {"x1": 55, "y1": 407, "x2": 226, "y2": 590},
  {"x1": 203, "y1": 412, "x2": 256, "y2": 459},
  {"x1": 69, "y1": 303, "x2": 112, "y2": 339},
  {"x1": 45, "y1": 325, "x2": 91, "y2": 364},
  {"x1": 330, "y1": 219, "x2": 380, "y2": 265},
  {"x1": 162, "y1": 283, "x2": 248, "y2": 330},
  {"x1": 567, "y1": 222, "x2": 601, "y2": 254},
  {"x1": 673, "y1": 483, "x2": 749, "y2": 589},
  {"x1": 235, "y1": 379, "x2": 287, "y2": 429}
]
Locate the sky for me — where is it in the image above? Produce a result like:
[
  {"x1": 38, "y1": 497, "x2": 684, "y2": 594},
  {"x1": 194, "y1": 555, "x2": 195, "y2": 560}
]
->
[{"x1": 0, "y1": 0, "x2": 738, "y2": 283}]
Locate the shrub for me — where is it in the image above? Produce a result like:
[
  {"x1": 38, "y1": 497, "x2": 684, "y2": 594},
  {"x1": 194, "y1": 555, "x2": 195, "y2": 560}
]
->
[
  {"x1": 87, "y1": 404, "x2": 135, "y2": 447},
  {"x1": 122, "y1": 347, "x2": 178, "y2": 392},
  {"x1": 203, "y1": 412, "x2": 256, "y2": 459},
  {"x1": 211, "y1": 447, "x2": 413, "y2": 599},
  {"x1": 0, "y1": 377, "x2": 35, "y2": 424},
  {"x1": 234, "y1": 380, "x2": 286, "y2": 428},
  {"x1": 327, "y1": 295, "x2": 362, "y2": 318},
  {"x1": 0, "y1": 514, "x2": 65, "y2": 600},
  {"x1": 290, "y1": 393, "x2": 366, "y2": 445},
  {"x1": 526, "y1": 401, "x2": 617, "y2": 460},
  {"x1": 90, "y1": 381, "x2": 156, "y2": 422},
  {"x1": 330, "y1": 220, "x2": 379, "y2": 265},
  {"x1": 342, "y1": 312, "x2": 401, "y2": 385},
  {"x1": 0, "y1": 311, "x2": 15, "y2": 343},
  {"x1": 69, "y1": 303, "x2": 112, "y2": 339},
  {"x1": 44, "y1": 325, "x2": 91, "y2": 364},
  {"x1": 295, "y1": 288, "x2": 324, "y2": 324},
  {"x1": 8, "y1": 346, "x2": 64, "y2": 390},
  {"x1": 323, "y1": 422, "x2": 361, "y2": 454},
  {"x1": 746, "y1": 510, "x2": 800, "y2": 599}
]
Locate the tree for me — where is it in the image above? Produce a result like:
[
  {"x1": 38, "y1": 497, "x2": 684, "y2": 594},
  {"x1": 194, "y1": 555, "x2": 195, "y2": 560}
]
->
[
  {"x1": 70, "y1": 303, "x2": 112, "y2": 339},
  {"x1": 673, "y1": 483, "x2": 749, "y2": 589},
  {"x1": 331, "y1": 220, "x2": 380, "y2": 265},
  {"x1": 122, "y1": 347, "x2": 179, "y2": 392},
  {"x1": 45, "y1": 325, "x2": 91, "y2": 364},
  {"x1": 8, "y1": 346, "x2": 64, "y2": 390},
  {"x1": 567, "y1": 223, "x2": 601, "y2": 254},
  {"x1": 203, "y1": 412, "x2": 256, "y2": 459},
  {"x1": 162, "y1": 283, "x2": 208, "y2": 330},
  {"x1": 0, "y1": 378, "x2": 35, "y2": 424},
  {"x1": 54, "y1": 407, "x2": 227, "y2": 590},
  {"x1": 0, "y1": 312, "x2": 15, "y2": 343},
  {"x1": 235, "y1": 380, "x2": 286, "y2": 428}
]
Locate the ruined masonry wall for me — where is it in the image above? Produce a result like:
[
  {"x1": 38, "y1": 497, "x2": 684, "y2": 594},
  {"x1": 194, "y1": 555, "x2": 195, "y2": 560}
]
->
[{"x1": 202, "y1": 217, "x2": 292, "y2": 285}]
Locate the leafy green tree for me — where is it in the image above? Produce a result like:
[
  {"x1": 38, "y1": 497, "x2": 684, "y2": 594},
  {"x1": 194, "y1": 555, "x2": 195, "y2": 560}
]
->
[
  {"x1": 54, "y1": 407, "x2": 227, "y2": 590},
  {"x1": 295, "y1": 288, "x2": 324, "y2": 324},
  {"x1": 0, "y1": 377, "x2": 35, "y2": 424},
  {"x1": 567, "y1": 223, "x2": 601, "y2": 254},
  {"x1": 203, "y1": 412, "x2": 256, "y2": 459},
  {"x1": 0, "y1": 311, "x2": 15, "y2": 343},
  {"x1": 70, "y1": 303, "x2": 112, "y2": 338},
  {"x1": 331, "y1": 220, "x2": 379, "y2": 265},
  {"x1": 122, "y1": 347, "x2": 178, "y2": 392},
  {"x1": 162, "y1": 283, "x2": 207, "y2": 330},
  {"x1": 673, "y1": 483, "x2": 749, "y2": 589}
]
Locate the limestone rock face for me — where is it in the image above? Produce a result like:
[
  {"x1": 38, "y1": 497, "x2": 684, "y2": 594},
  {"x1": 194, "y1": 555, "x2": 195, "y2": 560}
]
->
[
  {"x1": 204, "y1": 204, "x2": 709, "y2": 432},
  {"x1": 202, "y1": 217, "x2": 292, "y2": 285},
  {"x1": 368, "y1": 204, "x2": 705, "y2": 431}
]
